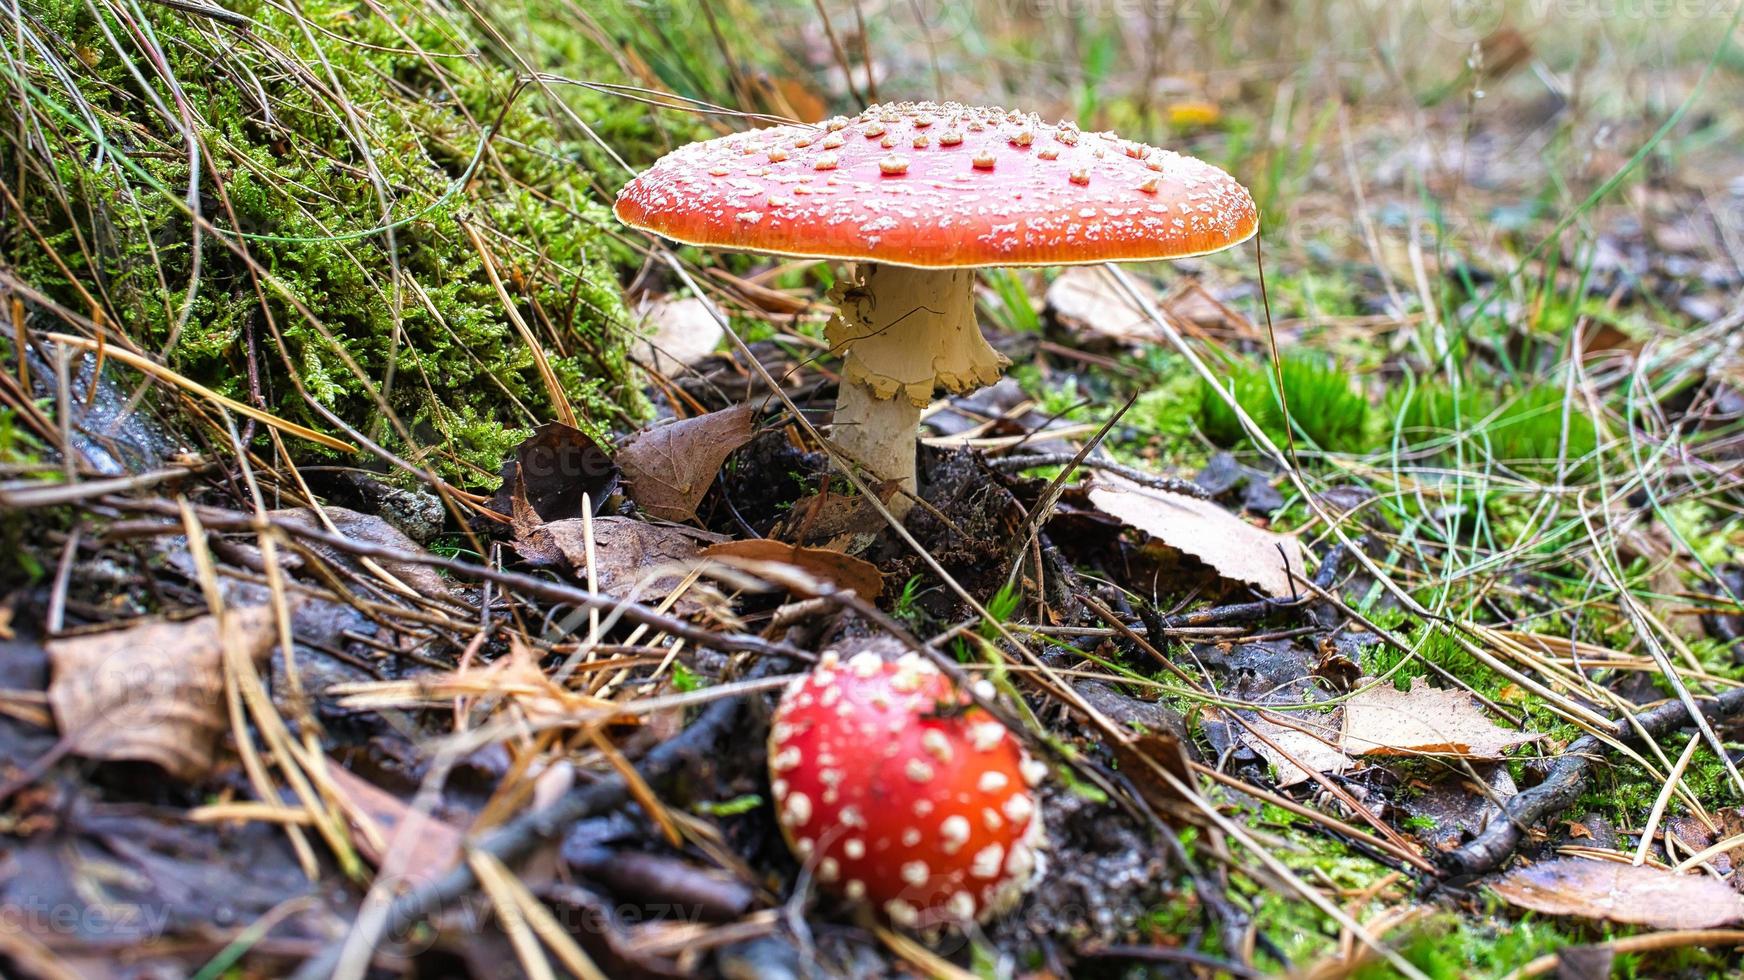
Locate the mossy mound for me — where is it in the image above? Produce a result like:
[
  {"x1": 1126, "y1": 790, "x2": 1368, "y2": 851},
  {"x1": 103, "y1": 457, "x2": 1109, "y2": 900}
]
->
[{"x1": 4, "y1": 0, "x2": 686, "y2": 483}]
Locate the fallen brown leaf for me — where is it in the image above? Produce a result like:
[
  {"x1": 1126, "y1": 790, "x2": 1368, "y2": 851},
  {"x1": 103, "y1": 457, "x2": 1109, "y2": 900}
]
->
[
  {"x1": 1108, "y1": 729, "x2": 1197, "y2": 824},
  {"x1": 619, "y1": 405, "x2": 756, "y2": 522},
  {"x1": 1240, "y1": 711, "x2": 1350, "y2": 788},
  {"x1": 702, "y1": 538, "x2": 884, "y2": 599},
  {"x1": 773, "y1": 485, "x2": 895, "y2": 551},
  {"x1": 1086, "y1": 473, "x2": 1303, "y2": 598},
  {"x1": 1491, "y1": 858, "x2": 1744, "y2": 929},
  {"x1": 1343, "y1": 676, "x2": 1543, "y2": 759},
  {"x1": 322, "y1": 762, "x2": 464, "y2": 872},
  {"x1": 636, "y1": 295, "x2": 725, "y2": 375},
  {"x1": 1045, "y1": 266, "x2": 1162, "y2": 347},
  {"x1": 513, "y1": 516, "x2": 726, "y2": 613},
  {"x1": 46, "y1": 607, "x2": 278, "y2": 781},
  {"x1": 488, "y1": 421, "x2": 619, "y2": 523}
]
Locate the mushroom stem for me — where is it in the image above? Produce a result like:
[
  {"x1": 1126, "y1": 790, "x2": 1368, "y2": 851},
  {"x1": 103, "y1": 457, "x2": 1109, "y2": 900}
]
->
[
  {"x1": 833, "y1": 377, "x2": 923, "y2": 502},
  {"x1": 827, "y1": 263, "x2": 1009, "y2": 511}
]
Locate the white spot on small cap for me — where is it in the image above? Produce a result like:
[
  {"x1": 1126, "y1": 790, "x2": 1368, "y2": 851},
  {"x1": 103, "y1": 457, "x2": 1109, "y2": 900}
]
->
[
  {"x1": 781, "y1": 792, "x2": 812, "y2": 828},
  {"x1": 921, "y1": 730, "x2": 953, "y2": 764},
  {"x1": 969, "y1": 723, "x2": 1005, "y2": 751},
  {"x1": 818, "y1": 857, "x2": 840, "y2": 882},
  {"x1": 900, "y1": 860, "x2": 930, "y2": 886},
  {"x1": 940, "y1": 815, "x2": 971, "y2": 854},
  {"x1": 947, "y1": 891, "x2": 977, "y2": 920},
  {"x1": 906, "y1": 759, "x2": 935, "y2": 783},
  {"x1": 844, "y1": 838, "x2": 865, "y2": 860},
  {"x1": 970, "y1": 843, "x2": 1005, "y2": 879},
  {"x1": 884, "y1": 898, "x2": 919, "y2": 927},
  {"x1": 978, "y1": 771, "x2": 1009, "y2": 793},
  {"x1": 846, "y1": 879, "x2": 866, "y2": 900}
]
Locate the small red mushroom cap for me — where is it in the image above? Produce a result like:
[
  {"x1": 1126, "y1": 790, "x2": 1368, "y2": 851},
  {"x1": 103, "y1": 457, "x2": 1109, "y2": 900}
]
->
[{"x1": 768, "y1": 650, "x2": 1047, "y2": 929}]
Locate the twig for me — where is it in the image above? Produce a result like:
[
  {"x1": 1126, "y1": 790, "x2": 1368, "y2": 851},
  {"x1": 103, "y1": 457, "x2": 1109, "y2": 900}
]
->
[
  {"x1": 1078, "y1": 943, "x2": 1263, "y2": 978},
  {"x1": 1443, "y1": 686, "x2": 1744, "y2": 876},
  {"x1": 98, "y1": 497, "x2": 811, "y2": 663},
  {"x1": 141, "y1": 0, "x2": 253, "y2": 27},
  {"x1": 288, "y1": 677, "x2": 759, "y2": 980},
  {"x1": 987, "y1": 452, "x2": 1212, "y2": 498},
  {"x1": 0, "y1": 464, "x2": 205, "y2": 509}
]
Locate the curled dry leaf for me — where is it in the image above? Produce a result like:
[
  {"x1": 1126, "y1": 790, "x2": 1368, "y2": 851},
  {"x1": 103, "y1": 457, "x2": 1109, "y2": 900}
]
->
[
  {"x1": 512, "y1": 515, "x2": 726, "y2": 614},
  {"x1": 1086, "y1": 473, "x2": 1303, "y2": 598},
  {"x1": 772, "y1": 485, "x2": 896, "y2": 552},
  {"x1": 1240, "y1": 711, "x2": 1350, "y2": 788},
  {"x1": 619, "y1": 404, "x2": 756, "y2": 522},
  {"x1": 636, "y1": 295, "x2": 724, "y2": 375},
  {"x1": 1045, "y1": 266, "x2": 1163, "y2": 347},
  {"x1": 701, "y1": 538, "x2": 884, "y2": 599},
  {"x1": 321, "y1": 762, "x2": 464, "y2": 873},
  {"x1": 1108, "y1": 729, "x2": 1197, "y2": 825},
  {"x1": 1343, "y1": 676, "x2": 1543, "y2": 759},
  {"x1": 269, "y1": 506, "x2": 449, "y2": 600},
  {"x1": 1490, "y1": 858, "x2": 1744, "y2": 929},
  {"x1": 46, "y1": 606, "x2": 278, "y2": 781},
  {"x1": 488, "y1": 421, "x2": 619, "y2": 523}
]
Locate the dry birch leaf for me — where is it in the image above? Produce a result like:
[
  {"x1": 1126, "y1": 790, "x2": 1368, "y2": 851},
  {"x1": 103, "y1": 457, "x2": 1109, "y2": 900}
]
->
[
  {"x1": 619, "y1": 405, "x2": 756, "y2": 522},
  {"x1": 702, "y1": 538, "x2": 885, "y2": 599},
  {"x1": 1086, "y1": 473, "x2": 1302, "y2": 598},
  {"x1": 1342, "y1": 676, "x2": 1543, "y2": 759},
  {"x1": 321, "y1": 762, "x2": 464, "y2": 873},
  {"x1": 1491, "y1": 858, "x2": 1744, "y2": 929},
  {"x1": 47, "y1": 606, "x2": 278, "y2": 781}
]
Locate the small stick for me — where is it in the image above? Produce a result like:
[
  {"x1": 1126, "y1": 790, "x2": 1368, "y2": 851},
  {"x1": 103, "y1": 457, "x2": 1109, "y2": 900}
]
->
[
  {"x1": 289, "y1": 677, "x2": 759, "y2": 980},
  {"x1": 987, "y1": 451, "x2": 1212, "y2": 499},
  {"x1": 1444, "y1": 685, "x2": 1744, "y2": 877}
]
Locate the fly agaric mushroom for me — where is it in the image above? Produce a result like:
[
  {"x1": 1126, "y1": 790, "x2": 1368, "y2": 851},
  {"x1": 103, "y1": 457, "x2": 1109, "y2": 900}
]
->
[
  {"x1": 766, "y1": 650, "x2": 1046, "y2": 929},
  {"x1": 615, "y1": 102, "x2": 1257, "y2": 514}
]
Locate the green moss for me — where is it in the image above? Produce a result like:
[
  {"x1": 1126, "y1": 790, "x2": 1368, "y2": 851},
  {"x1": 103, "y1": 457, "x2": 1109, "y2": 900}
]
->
[
  {"x1": 1199, "y1": 352, "x2": 1369, "y2": 453},
  {"x1": 1363, "y1": 623, "x2": 1499, "y2": 693},
  {"x1": 1487, "y1": 384, "x2": 1599, "y2": 481},
  {"x1": 4, "y1": 0, "x2": 685, "y2": 483}
]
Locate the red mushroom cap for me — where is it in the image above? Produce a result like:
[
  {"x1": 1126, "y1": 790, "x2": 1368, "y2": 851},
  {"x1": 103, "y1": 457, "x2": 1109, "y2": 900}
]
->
[
  {"x1": 768, "y1": 650, "x2": 1047, "y2": 928},
  {"x1": 615, "y1": 101, "x2": 1256, "y2": 269}
]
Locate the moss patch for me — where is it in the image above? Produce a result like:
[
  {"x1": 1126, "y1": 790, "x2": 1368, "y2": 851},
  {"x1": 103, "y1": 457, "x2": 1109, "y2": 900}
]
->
[{"x1": 5, "y1": 0, "x2": 681, "y2": 482}]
